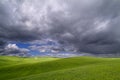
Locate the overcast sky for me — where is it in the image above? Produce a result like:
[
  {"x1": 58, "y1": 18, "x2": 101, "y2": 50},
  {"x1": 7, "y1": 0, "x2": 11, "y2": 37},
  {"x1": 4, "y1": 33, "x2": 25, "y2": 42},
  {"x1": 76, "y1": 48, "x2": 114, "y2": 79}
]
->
[{"x1": 0, "y1": 0, "x2": 120, "y2": 56}]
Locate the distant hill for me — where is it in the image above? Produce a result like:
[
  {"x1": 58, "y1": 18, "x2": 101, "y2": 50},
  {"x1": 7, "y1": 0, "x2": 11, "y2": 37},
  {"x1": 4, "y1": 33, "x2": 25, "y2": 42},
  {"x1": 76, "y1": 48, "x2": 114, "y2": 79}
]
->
[{"x1": 0, "y1": 56, "x2": 120, "y2": 80}]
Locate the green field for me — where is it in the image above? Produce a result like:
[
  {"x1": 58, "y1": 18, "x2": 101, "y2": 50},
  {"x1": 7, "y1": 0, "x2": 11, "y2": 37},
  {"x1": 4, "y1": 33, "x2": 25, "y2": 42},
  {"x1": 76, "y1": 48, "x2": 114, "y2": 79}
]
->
[{"x1": 0, "y1": 56, "x2": 120, "y2": 80}]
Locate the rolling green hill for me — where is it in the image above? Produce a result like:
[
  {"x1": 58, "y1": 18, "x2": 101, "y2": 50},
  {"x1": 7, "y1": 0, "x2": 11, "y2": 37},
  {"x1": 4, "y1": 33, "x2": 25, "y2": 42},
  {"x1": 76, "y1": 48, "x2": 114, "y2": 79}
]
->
[{"x1": 0, "y1": 56, "x2": 120, "y2": 80}]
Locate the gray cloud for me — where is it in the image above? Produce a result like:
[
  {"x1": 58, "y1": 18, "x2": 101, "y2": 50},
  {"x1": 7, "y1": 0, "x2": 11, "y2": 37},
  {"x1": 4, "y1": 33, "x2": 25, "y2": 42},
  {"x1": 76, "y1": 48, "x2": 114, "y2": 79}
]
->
[
  {"x1": 0, "y1": 0, "x2": 120, "y2": 55},
  {"x1": 1, "y1": 43, "x2": 30, "y2": 56},
  {"x1": 0, "y1": 40, "x2": 7, "y2": 53},
  {"x1": 48, "y1": 0, "x2": 120, "y2": 54}
]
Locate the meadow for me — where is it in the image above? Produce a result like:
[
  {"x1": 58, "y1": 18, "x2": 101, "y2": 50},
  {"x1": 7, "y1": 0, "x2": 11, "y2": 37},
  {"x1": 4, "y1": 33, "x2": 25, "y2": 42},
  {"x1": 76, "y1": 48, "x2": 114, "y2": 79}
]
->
[{"x1": 0, "y1": 56, "x2": 120, "y2": 80}]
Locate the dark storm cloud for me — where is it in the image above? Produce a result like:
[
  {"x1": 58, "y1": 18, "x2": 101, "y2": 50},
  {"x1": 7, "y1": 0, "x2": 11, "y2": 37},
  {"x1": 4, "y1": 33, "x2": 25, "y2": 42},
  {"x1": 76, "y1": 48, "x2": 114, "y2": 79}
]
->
[
  {"x1": 0, "y1": 0, "x2": 45, "y2": 42},
  {"x1": 47, "y1": 0, "x2": 120, "y2": 53},
  {"x1": 0, "y1": 0, "x2": 120, "y2": 55},
  {"x1": 48, "y1": 0, "x2": 120, "y2": 54},
  {"x1": 0, "y1": 40, "x2": 7, "y2": 53}
]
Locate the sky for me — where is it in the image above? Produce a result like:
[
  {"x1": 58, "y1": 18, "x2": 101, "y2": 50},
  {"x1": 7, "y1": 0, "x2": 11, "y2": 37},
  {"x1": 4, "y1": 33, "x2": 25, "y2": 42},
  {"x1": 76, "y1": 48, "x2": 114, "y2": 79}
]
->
[{"x1": 0, "y1": 0, "x2": 120, "y2": 57}]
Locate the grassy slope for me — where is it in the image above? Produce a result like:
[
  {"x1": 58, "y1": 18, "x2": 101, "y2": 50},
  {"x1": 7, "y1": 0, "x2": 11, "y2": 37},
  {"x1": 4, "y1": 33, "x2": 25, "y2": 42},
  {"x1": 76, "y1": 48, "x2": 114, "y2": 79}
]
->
[{"x1": 0, "y1": 56, "x2": 120, "y2": 80}]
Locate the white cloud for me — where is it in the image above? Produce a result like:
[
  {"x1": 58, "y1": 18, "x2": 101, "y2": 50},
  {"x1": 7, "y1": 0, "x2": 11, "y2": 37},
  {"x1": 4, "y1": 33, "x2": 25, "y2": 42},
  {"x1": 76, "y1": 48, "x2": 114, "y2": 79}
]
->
[
  {"x1": 3, "y1": 44, "x2": 29, "y2": 56},
  {"x1": 5, "y1": 44, "x2": 19, "y2": 50}
]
